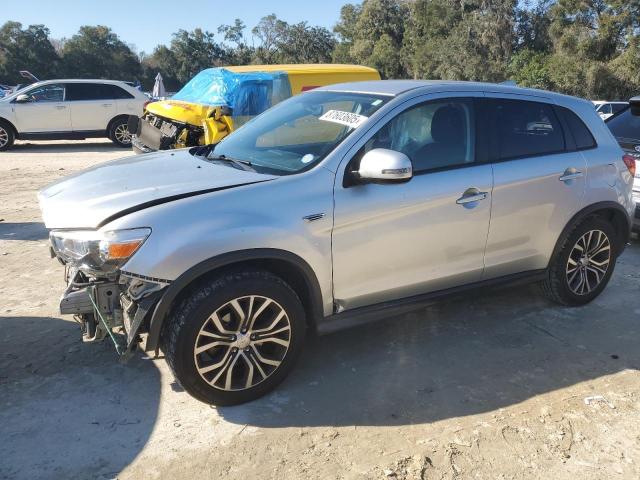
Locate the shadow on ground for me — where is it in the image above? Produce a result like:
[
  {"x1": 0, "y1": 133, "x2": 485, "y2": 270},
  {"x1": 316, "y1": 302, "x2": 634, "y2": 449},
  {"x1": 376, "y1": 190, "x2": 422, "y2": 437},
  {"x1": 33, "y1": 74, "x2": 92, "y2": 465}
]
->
[
  {"x1": 0, "y1": 316, "x2": 160, "y2": 480},
  {"x1": 1, "y1": 245, "x2": 638, "y2": 478},
  {"x1": 0, "y1": 222, "x2": 49, "y2": 241},
  {"x1": 11, "y1": 141, "x2": 126, "y2": 153},
  {"x1": 219, "y1": 278, "x2": 640, "y2": 428}
]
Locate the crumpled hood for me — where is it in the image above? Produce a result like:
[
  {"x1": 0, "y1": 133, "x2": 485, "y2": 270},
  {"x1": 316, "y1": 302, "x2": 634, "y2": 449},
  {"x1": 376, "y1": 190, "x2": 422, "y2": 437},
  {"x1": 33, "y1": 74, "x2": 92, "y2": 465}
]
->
[
  {"x1": 146, "y1": 100, "x2": 216, "y2": 126},
  {"x1": 39, "y1": 149, "x2": 276, "y2": 229}
]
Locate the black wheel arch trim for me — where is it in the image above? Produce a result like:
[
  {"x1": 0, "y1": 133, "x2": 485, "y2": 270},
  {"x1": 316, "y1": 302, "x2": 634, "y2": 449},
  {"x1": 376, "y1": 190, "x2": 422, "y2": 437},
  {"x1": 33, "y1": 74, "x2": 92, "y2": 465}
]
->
[
  {"x1": 0, "y1": 117, "x2": 17, "y2": 135},
  {"x1": 144, "y1": 248, "x2": 324, "y2": 353},
  {"x1": 107, "y1": 114, "x2": 131, "y2": 133},
  {"x1": 550, "y1": 201, "x2": 631, "y2": 263}
]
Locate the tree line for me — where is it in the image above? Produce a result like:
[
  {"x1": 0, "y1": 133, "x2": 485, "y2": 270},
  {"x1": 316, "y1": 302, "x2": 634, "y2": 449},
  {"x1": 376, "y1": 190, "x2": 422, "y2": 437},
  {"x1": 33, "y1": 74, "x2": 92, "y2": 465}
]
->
[{"x1": 1, "y1": 0, "x2": 639, "y2": 99}]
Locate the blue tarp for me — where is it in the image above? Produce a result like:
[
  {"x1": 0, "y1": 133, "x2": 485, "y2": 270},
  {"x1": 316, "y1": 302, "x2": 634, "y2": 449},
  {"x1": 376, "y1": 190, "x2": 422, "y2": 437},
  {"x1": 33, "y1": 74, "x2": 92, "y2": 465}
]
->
[{"x1": 171, "y1": 68, "x2": 292, "y2": 117}]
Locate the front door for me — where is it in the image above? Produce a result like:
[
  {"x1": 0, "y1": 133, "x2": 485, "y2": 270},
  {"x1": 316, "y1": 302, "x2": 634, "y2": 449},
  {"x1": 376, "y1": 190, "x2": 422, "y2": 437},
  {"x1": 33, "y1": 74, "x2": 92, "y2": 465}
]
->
[
  {"x1": 332, "y1": 96, "x2": 493, "y2": 311},
  {"x1": 13, "y1": 83, "x2": 71, "y2": 132}
]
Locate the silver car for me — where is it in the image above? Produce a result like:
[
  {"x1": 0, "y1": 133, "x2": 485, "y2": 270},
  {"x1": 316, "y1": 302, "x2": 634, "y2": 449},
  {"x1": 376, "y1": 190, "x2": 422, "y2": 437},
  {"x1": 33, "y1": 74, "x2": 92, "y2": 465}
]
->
[{"x1": 39, "y1": 81, "x2": 635, "y2": 405}]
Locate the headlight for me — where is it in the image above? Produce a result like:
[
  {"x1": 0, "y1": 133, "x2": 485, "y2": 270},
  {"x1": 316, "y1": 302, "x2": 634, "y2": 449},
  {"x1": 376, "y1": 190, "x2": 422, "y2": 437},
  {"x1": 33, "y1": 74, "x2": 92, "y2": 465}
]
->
[{"x1": 50, "y1": 228, "x2": 151, "y2": 274}]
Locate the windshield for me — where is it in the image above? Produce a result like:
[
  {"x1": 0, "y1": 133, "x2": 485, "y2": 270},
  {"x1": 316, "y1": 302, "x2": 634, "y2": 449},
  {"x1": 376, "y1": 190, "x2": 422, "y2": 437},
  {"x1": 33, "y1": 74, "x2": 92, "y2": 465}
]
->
[
  {"x1": 606, "y1": 107, "x2": 640, "y2": 142},
  {"x1": 207, "y1": 91, "x2": 389, "y2": 175}
]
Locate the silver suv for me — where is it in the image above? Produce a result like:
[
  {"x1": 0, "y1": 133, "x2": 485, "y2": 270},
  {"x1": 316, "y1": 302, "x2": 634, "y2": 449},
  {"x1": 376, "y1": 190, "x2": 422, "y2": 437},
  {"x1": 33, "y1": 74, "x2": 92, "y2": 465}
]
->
[{"x1": 39, "y1": 81, "x2": 635, "y2": 405}]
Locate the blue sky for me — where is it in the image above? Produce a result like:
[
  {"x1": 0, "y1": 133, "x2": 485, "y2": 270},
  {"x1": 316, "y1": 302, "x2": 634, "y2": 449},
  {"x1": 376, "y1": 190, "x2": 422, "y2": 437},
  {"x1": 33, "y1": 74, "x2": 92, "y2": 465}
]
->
[{"x1": 1, "y1": 0, "x2": 357, "y2": 54}]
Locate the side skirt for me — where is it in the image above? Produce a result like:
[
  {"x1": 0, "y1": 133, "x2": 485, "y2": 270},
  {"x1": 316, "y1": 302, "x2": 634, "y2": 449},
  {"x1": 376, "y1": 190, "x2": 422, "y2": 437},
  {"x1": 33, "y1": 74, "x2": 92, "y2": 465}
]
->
[
  {"x1": 316, "y1": 269, "x2": 547, "y2": 335},
  {"x1": 18, "y1": 130, "x2": 107, "y2": 141}
]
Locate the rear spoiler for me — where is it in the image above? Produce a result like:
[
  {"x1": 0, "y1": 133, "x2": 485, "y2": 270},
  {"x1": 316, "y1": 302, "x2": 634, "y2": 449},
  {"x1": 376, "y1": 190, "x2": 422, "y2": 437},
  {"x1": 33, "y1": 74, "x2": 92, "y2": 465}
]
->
[{"x1": 630, "y1": 96, "x2": 640, "y2": 116}]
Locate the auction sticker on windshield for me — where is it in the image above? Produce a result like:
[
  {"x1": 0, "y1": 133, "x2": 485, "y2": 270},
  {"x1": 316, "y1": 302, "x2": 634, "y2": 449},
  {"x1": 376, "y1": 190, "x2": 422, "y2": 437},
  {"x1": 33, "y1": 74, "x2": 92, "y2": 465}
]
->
[{"x1": 319, "y1": 110, "x2": 368, "y2": 129}]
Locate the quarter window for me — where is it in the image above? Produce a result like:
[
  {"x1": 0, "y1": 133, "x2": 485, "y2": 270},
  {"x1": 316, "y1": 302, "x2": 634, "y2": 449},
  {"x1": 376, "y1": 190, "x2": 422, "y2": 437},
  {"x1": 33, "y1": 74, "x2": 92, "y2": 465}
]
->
[
  {"x1": 104, "y1": 84, "x2": 134, "y2": 99},
  {"x1": 556, "y1": 106, "x2": 597, "y2": 150},
  {"x1": 492, "y1": 99, "x2": 565, "y2": 160},
  {"x1": 612, "y1": 103, "x2": 627, "y2": 114},
  {"x1": 363, "y1": 98, "x2": 475, "y2": 172}
]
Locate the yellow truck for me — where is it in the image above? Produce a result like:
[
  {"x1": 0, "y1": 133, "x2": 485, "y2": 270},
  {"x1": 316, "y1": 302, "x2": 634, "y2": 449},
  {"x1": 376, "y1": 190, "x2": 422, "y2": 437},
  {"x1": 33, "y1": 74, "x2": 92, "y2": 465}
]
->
[{"x1": 128, "y1": 64, "x2": 380, "y2": 153}]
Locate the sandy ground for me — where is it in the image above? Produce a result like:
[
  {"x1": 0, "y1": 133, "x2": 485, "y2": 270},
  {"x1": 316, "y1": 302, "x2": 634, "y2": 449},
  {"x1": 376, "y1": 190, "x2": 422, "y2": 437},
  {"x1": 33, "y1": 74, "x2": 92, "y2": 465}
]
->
[{"x1": 1, "y1": 139, "x2": 639, "y2": 480}]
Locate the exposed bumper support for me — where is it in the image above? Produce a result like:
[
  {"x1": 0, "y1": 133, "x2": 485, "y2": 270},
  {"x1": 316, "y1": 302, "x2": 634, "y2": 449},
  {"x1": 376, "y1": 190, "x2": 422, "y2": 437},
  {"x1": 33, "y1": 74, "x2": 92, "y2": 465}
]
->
[
  {"x1": 58, "y1": 272, "x2": 166, "y2": 361},
  {"x1": 128, "y1": 115, "x2": 163, "y2": 151}
]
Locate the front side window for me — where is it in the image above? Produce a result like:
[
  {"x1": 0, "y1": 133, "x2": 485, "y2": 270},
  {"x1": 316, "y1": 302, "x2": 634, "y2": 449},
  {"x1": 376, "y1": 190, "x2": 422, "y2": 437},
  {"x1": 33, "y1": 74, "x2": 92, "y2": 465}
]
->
[
  {"x1": 22, "y1": 83, "x2": 65, "y2": 102},
  {"x1": 492, "y1": 99, "x2": 565, "y2": 160},
  {"x1": 209, "y1": 91, "x2": 389, "y2": 174},
  {"x1": 362, "y1": 99, "x2": 475, "y2": 172}
]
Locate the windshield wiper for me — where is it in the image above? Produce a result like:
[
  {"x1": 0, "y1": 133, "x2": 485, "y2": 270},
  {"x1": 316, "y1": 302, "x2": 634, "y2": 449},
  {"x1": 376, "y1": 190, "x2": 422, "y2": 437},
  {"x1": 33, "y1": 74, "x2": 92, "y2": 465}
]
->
[{"x1": 209, "y1": 154, "x2": 253, "y2": 170}]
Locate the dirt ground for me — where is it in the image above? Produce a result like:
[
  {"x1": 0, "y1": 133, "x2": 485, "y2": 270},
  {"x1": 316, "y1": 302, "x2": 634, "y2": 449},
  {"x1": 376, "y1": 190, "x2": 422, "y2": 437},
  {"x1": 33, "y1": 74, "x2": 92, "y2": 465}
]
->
[{"x1": 1, "y1": 139, "x2": 639, "y2": 480}]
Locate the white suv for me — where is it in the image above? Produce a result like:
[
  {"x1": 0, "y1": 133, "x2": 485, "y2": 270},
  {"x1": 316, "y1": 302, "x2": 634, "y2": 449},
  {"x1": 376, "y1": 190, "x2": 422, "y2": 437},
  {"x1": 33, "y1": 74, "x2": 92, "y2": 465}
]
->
[{"x1": 0, "y1": 79, "x2": 148, "y2": 150}]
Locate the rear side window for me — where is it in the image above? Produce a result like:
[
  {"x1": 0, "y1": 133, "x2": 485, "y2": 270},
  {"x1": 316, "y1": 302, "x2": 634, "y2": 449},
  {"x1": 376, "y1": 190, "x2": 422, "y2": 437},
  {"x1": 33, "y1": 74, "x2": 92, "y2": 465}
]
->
[
  {"x1": 491, "y1": 99, "x2": 565, "y2": 160},
  {"x1": 556, "y1": 106, "x2": 597, "y2": 150},
  {"x1": 66, "y1": 83, "x2": 102, "y2": 101},
  {"x1": 67, "y1": 83, "x2": 134, "y2": 100}
]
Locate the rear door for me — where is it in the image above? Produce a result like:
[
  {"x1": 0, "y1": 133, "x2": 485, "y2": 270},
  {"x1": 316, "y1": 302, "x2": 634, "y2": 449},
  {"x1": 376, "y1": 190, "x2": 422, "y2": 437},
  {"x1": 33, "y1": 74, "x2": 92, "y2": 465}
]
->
[
  {"x1": 12, "y1": 83, "x2": 70, "y2": 132},
  {"x1": 106, "y1": 83, "x2": 143, "y2": 117},
  {"x1": 481, "y1": 95, "x2": 587, "y2": 278},
  {"x1": 66, "y1": 83, "x2": 116, "y2": 131}
]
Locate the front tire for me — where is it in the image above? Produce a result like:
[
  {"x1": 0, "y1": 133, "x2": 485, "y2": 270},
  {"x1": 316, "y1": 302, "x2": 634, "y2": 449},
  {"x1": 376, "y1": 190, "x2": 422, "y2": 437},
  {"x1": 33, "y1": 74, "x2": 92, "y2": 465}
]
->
[
  {"x1": 541, "y1": 216, "x2": 617, "y2": 306},
  {"x1": 163, "y1": 270, "x2": 306, "y2": 405},
  {"x1": 0, "y1": 120, "x2": 15, "y2": 151},
  {"x1": 108, "y1": 117, "x2": 132, "y2": 147}
]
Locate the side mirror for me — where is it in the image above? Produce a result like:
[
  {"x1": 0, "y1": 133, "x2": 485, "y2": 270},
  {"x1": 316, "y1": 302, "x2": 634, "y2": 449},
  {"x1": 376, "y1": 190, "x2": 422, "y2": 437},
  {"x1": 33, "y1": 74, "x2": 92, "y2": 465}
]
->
[
  {"x1": 630, "y1": 96, "x2": 640, "y2": 117},
  {"x1": 356, "y1": 148, "x2": 413, "y2": 183},
  {"x1": 14, "y1": 94, "x2": 31, "y2": 103}
]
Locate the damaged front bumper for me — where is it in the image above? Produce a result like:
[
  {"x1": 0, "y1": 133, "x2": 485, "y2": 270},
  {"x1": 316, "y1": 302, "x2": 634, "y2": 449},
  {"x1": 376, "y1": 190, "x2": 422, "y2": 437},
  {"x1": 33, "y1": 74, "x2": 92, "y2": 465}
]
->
[
  {"x1": 128, "y1": 114, "x2": 203, "y2": 153},
  {"x1": 60, "y1": 268, "x2": 168, "y2": 360}
]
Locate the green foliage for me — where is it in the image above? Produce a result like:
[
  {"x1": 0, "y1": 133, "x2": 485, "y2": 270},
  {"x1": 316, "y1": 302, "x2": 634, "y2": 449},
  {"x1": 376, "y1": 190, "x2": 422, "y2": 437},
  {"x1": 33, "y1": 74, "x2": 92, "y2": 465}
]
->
[
  {"x1": 403, "y1": 0, "x2": 516, "y2": 82},
  {"x1": 165, "y1": 28, "x2": 226, "y2": 84},
  {"x1": 140, "y1": 45, "x2": 180, "y2": 91},
  {"x1": 508, "y1": 49, "x2": 552, "y2": 90},
  {"x1": 0, "y1": 22, "x2": 61, "y2": 84},
  {"x1": 334, "y1": 0, "x2": 409, "y2": 78},
  {"x1": 251, "y1": 15, "x2": 335, "y2": 64},
  {"x1": 1, "y1": 1, "x2": 639, "y2": 99},
  {"x1": 61, "y1": 26, "x2": 140, "y2": 80}
]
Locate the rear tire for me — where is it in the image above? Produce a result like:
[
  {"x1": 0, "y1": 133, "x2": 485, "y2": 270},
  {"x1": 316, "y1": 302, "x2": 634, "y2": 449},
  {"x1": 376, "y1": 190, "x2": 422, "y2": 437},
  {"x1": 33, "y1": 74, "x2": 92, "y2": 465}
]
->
[
  {"x1": 0, "y1": 120, "x2": 15, "y2": 151},
  {"x1": 541, "y1": 216, "x2": 617, "y2": 306},
  {"x1": 163, "y1": 270, "x2": 306, "y2": 406},
  {"x1": 108, "y1": 117, "x2": 132, "y2": 147}
]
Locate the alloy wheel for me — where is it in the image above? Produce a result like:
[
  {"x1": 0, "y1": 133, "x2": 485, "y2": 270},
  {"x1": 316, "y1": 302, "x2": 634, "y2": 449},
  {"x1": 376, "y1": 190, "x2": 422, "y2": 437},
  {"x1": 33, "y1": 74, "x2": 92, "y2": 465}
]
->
[
  {"x1": 566, "y1": 229, "x2": 611, "y2": 295},
  {"x1": 114, "y1": 123, "x2": 132, "y2": 144},
  {"x1": 193, "y1": 295, "x2": 291, "y2": 391},
  {"x1": 0, "y1": 127, "x2": 8, "y2": 148}
]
